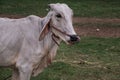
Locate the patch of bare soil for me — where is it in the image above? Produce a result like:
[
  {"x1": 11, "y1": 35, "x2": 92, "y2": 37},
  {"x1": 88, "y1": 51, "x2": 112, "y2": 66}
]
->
[
  {"x1": 0, "y1": 15, "x2": 120, "y2": 38},
  {"x1": 73, "y1": 17, "x2": 120, "y2": 38},
  {"x1": 75, "y1": 26, "x2": 120, "y2": 38}
]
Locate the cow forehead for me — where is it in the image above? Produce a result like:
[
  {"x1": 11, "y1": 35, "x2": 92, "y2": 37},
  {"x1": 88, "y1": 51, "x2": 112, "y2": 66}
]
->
[{"x1": 53, "y1": 3, "x2": 73, "y2": 16}]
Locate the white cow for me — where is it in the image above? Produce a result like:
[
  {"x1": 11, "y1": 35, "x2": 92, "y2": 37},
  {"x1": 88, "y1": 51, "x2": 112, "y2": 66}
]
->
[{"x1": 0, "y1": 3, "x2": 80, "y2": 80}]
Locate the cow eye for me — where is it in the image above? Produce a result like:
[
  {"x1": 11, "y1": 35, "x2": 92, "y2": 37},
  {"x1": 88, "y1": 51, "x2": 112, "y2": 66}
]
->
[{"x1": 56, "y1": 14, "x2": 62, "y2": 18}]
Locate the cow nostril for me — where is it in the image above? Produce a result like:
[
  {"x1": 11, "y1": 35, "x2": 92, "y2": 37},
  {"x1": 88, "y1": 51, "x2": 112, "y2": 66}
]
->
[{"x1": 70, "y1": 35, "x2": 79, "y2": 42}]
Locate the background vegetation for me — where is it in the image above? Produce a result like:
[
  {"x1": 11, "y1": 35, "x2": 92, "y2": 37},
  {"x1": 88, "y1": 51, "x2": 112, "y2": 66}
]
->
[{"x1": 0, "y1": 0, "x2": 120, "y2": 18}]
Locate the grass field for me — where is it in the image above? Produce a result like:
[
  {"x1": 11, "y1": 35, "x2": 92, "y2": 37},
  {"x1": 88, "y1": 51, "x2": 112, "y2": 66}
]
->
[
  {"x1": 0, "y1": 0, "x2": 120, "y2": 80},
  {"x1": 0, "y1": 0, "x2": 120, "y2": 18}
]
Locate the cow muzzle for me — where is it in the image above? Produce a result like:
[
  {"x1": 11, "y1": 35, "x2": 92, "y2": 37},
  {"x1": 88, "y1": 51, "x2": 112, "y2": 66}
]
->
[{"x1": 68, "y1": 35, "x2": 80, "y2": 44}]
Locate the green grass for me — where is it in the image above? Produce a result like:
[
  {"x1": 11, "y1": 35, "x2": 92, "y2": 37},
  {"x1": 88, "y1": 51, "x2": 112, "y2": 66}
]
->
[
  {"x1": 57, "y1": 37, "x2": 120, "y2": 64},
  {"x1": 0, "y1": 68, "x2": 12, "y2": 80},
  {"x1": 0, "y1": 0, "x2": 120, "y2": 18}
]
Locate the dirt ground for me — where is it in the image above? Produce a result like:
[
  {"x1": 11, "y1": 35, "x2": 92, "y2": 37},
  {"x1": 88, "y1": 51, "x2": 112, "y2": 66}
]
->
[
  {"x1": 73, "y1": 17, "x2": 120, "y2": 38},
  {"x1": 0, "y1": 14, "x2": 120, "y2": 38}
]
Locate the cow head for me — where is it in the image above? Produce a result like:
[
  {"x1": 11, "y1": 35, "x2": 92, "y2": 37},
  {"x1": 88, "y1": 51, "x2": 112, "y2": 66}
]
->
[{"x1": 39, "y1": 3, "x2": 80, "y2": 45}]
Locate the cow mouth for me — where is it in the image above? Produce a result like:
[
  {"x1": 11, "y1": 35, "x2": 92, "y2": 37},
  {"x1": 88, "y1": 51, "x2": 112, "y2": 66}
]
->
[{"x1": 52, "y1": 32, "x2": 80, "y2": 46}]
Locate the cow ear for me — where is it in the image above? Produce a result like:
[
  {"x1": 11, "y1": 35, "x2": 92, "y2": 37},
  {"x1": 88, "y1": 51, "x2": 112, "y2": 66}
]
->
[
  {"x1": 39, "y1": 19, "x2": 51, "y2": 41},
  {"x1": 48, "y1": 4, "x2": 54, "y2": 10}
]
